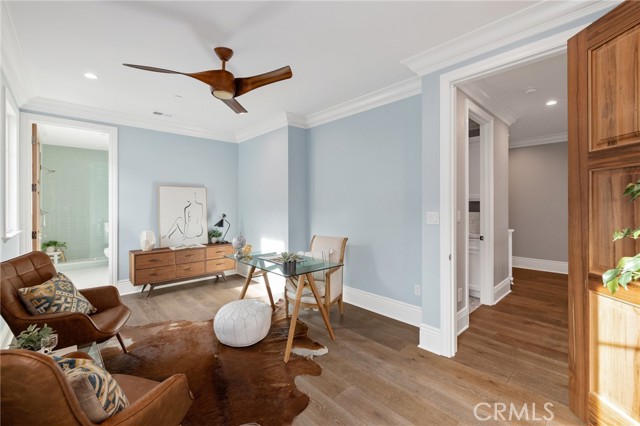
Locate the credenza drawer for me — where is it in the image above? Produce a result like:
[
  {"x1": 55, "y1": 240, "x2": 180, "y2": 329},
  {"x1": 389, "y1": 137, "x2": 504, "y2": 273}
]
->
[
  {"x1": 175, "y1": 249, "x2": 205, "y2": 264},
  {"x1": 135, "y1": 265, "x2": 175, "y2": 284},
  {"x1": 206, "y1": 245, "x2": 234, "y2": 259},
  {"x1": 176, "y1": 262, "x2": 206, "y2": 278},
  {"x1": 206, "y1": 258, "x2": 235, "y2": 272},
  {"x1": 135, "y1": 252, "x2": 175, "y2": 269}
]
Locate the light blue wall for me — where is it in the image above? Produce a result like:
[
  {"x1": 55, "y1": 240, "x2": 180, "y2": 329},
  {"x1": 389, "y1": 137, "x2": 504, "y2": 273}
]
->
[
  {"x1": 288, "y1": 126, "x2": 309, "y2": 252},
  {"x1": 237, "y1": 127, "x2": 289, "y2": 252},
  {"x1": 118, "y1": 126, "x2": 237, "y2": 280},
  {"x1": 307, "y1": 95, "x2": 422, "y2": 306}
]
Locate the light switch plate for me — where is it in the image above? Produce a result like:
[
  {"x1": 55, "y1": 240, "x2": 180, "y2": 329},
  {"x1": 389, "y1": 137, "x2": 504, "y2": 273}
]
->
[{"x1": 426, "y1": 212, "x2": 439, "y2": 225}]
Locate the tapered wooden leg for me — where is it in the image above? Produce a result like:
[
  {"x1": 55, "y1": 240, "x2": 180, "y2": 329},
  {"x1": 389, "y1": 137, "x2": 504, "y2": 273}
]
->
[
  {"x1": 239, "y1": 266, "x2": 256, "y2": 300},
  {"x1": 145, "y1": 285, "x2": 155, "y2": 299},
  {"x1": 284, "y1": 275, "x2": 306, "y2": 363},
  {"x1": 116, "y1": 332, "x2": 128, "y2": 354},
  {"x1": 338, "y1": 296, "x2": 344, "y2": 315},
  {"x1": 306, "y1": 273, "x2": 336, "y2": 340},
  {"x1": 262, "y1": 272, "x2": 275, "y2": 310},
  {"x1": 285, "y1": 287, "x2": 289, "y2": 317}
]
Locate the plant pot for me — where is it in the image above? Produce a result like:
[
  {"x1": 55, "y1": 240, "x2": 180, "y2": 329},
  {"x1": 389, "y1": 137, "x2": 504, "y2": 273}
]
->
[
  {"x1": 283, "y1": 261, "x2": 296, "y2": 275},
  {"x1": 210, "y1": 237, "x2": 218, "y2": 244},
  {"x1": 45, "y1": 246, "x2": 55, "y2": 253}
]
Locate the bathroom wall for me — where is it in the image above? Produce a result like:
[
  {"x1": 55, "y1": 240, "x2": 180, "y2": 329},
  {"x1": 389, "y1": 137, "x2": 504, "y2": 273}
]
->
[{"x1": 41, "y1": 144, "x2": 109, "y2": 261}]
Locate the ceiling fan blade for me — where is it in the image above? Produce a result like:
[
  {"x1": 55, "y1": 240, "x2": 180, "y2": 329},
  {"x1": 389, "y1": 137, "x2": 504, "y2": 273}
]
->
[
  {"x1": 123, "y1": 64, "x2": 185, "y2": 74},
  {"x1": 221, "y1": 98, "x2": 248, "y2": 114},
  {"x1": 234, "y1": 66, "x2": 292, "y2": 97}
]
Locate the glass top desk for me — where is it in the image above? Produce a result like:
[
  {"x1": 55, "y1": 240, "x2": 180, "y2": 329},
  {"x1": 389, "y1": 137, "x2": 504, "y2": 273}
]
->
[{"x1": 226, "y1": 251, "x2": 342, "y2": 362}]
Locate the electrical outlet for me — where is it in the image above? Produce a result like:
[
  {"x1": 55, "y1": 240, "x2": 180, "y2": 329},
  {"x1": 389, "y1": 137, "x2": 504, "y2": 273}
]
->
[
  {"x1": 457, "y1": 288, "x2": 463, "y2": 302},
  {"x1": 414, "y1": 285, "x2": 421, "y2": 296}
]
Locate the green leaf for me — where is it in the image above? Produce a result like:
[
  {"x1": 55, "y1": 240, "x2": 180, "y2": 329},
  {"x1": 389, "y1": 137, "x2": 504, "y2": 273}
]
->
[
  {"x1": 605, "y1": 276, "x2": 619, "y2": 294},
  {"x1": 602, "y1": 267, "x2": 620, "y2": 283},
  {"x1": 633, "y1": 228, "x2": 640, "y2": 239},
  {"x1": 619, "y1": 271, "x2": 632, "y2": 289},
  {"x1": 621, "y1": 256, "x2": 640, "y2": 273},
  {"x1": 613, "y1": 230, "x2": 626, "y2": 241},
  {"x1": 623, "y1": 181, "x2": 640, "y2": 201}
]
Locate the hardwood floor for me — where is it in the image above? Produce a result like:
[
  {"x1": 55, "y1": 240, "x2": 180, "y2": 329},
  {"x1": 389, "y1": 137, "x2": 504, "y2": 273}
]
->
[{"x1": 118, "y1": 268, "x2": 582, "y2": 425}]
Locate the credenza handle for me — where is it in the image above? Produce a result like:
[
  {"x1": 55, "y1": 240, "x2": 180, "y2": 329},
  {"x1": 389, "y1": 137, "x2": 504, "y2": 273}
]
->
[
  {"x1": 149, "y1": 259, "x2": 160, "y2": 263},
  {"x1": 149, "y1": 273, "x2": 157, "y2": 277}
]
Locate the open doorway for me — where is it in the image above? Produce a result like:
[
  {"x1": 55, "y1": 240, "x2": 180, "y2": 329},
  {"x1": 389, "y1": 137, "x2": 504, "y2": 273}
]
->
[{"x1": 23, "y1": 114, "x2": 118, "y2": 288}]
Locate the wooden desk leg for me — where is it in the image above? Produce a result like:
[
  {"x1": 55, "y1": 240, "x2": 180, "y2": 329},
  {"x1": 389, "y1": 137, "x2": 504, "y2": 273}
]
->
[
  {"x1": 239, "y1": 266, "x2": 256, "y2": 300},
  {"x1": 284, "y1": 275, "x2": 306, "y2": 363},
  {"x1": 262, "y1": 272, "x2": 276, "y2": 311},
  {"x1": 306, "y1": 273, "x2": 336, "y2": 340}
]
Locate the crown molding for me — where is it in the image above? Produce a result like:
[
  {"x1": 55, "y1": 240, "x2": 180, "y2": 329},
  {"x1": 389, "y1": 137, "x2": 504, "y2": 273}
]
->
[
  {"x1": 22, "y1": 97, "x2": 236, "y2": 142},
  {"x1": 402, "y1": 0, "x2": 620, "y2": 77},
  {"x1": 509, "y1": 131, "x2": 567, "y2": 149},
  {"x1": 459, "y1": 83, "x2": 518, "y2": 126},
  {"x1": 1, "y1": 1, "x2": 36, "y2": 105},
  {"x1": 305, "y1": 77, "x2": 421, "y2": 128}
]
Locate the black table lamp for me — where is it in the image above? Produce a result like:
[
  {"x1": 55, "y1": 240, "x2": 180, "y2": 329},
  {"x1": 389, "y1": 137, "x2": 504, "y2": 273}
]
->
[{"x1": 214, "y1": 213, "x2": 230, "y2": 243}]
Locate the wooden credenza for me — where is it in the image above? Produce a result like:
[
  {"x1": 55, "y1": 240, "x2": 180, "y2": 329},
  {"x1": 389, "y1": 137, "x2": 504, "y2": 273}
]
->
[{"x1": 129, "y1": 243, "x2": 235, "y2": 296}]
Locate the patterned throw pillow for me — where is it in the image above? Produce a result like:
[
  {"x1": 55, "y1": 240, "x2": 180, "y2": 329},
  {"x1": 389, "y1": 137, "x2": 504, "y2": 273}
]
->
[
  {"x1": 55, "y1": 356, "x2": 129, "y2": 419},
  {"x1": 17, "y1": 272, "x2": 97, "y2": 316}
]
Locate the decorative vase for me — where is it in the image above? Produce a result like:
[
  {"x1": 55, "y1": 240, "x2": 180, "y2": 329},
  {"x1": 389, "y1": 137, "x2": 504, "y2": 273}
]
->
[
  {"x1": 140, "y1": 230, "x2": 156, "y2": 251},
  {"x1": 45, "y1": 246, "x2": 55, "y2": 253},
  {"x1": 210, "y1": 237, "x2": 218, "y2": 244},
  {"x1": 232, "y1": 234, "x2": 246, "y2": 252},
  {"x1": 283, "y1": 260, "x2": 296, "y2": 275}
]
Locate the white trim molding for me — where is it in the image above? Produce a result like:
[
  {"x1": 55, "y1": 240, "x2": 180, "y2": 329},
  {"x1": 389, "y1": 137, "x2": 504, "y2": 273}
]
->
[
  {"x1": 512, "y1": 256, "x2": 568, "y2": 274},
  {"x1": 509, "y1": 132, "x2": 568, "y2": 149},
  {"x1": 456, "y1": 307, "x2": 469, "y2": 336},
  {"x1": 305, "y1": 78, "x2": 421, "y2": 129},
  {"x1": 459, "y1": 83, "x2": 517, "y2": 126},
  {"x1": 402, "y1": 0, "x2": 620, "y2": 76},
  {"x1": 418, "y1": 323, "x2": 443, "y2": 356},
  {"x1": 343, "y1": 286, "x2": 421, "y2": 327},
  {"x1": 22, "y1": 98, "x2": 236, "y2": 143},
  {"x1": 493, "y1": 278, "x2": 512, "y2": 305}
]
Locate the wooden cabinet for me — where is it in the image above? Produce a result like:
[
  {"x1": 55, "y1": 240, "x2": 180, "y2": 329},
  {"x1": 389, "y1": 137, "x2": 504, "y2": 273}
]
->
[{"x1": 129, "y1": 243, "x2": 235, "y2": 296}]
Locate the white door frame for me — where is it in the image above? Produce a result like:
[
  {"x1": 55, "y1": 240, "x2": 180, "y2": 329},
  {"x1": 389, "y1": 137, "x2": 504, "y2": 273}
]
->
[
  {"x1": 20, "y1": 113, "x2": 119, "y2": 286},
  {"x1": 438, "y1": 27, "x2": 581, "y2": 357},
  {"x1": 467, "y1": 100, "x2": 494, "y2": 307}
]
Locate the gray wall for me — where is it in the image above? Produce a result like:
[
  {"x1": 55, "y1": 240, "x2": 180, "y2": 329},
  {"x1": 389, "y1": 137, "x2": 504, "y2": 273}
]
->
[
  {"x1": 509, "y1": 142, "x2": 568, "y2": 262},
  {"x1": 308, "y1": 95, "x2": 422, "y2": 306}
]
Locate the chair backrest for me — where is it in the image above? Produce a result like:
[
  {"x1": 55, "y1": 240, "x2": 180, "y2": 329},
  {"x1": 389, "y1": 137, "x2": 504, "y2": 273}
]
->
[
  {"x1": 310, "y1": 235, "x2": 348, "y2": 302},
  {"x1": 0, "y1": 349, "x2": 92, "y2": 426},
  {"x1": 1, "y1": 251, "x2": 57, "y2": 336}
]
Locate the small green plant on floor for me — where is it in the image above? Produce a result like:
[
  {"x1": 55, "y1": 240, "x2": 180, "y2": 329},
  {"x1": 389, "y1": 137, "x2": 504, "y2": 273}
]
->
[
  {"x1": 11, "y1": 324, "x2": 56, "y2": 351},
  {"x1": 602, "y1": 180, "x2": 640, "y2": 294},
  {"x1": 42, "y1": 240, "x2": 67, "y2": 251}
]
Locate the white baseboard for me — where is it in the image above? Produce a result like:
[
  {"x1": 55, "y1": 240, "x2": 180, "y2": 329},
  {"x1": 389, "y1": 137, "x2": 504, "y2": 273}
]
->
[
  {"x1": 343, "y1": 286, "x2": 421, "y2": 327},
  {"x1": 456, "y1": 307, "x2": 469, "y2": 335},
  {"x1": 418, "y1": 323, "x2": 442, "y2": 355},
  {"x1": 512, "y1": 256, "x2": 568, "y2": 274},
  {"x1": 469, "y1": 288, "x2": 481, "y2": 298},
  {"x1": 492, "y1": 277, "x2": 512, "y2": 305},
  {"x1": 116, "y1": 269, "x2": 240, "y2": 296}
]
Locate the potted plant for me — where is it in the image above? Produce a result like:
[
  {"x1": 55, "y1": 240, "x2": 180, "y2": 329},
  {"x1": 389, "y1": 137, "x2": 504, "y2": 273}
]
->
[
  {"x1": 10, "y1": 324, "x2": 56, "y2": 351},
  {"x1": 208, "y1": 228, "x2": 222, "y2": 244},
  {"x1": 280, "y1": 252, "x2": 301, "y2": 275},
  {"x1": 602, "y1": 180, "x2": 640, "y2": 294},
  {"x1": 42, "y1": 240, "x2": 67, "y2": 253}
]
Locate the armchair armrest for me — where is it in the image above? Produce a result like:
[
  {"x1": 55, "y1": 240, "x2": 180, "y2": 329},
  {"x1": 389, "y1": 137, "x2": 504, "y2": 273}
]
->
[
  {"x1": 80, "y1": 286, "x2": 124, "y2": 312},
  {"x1": 102, "y1": 374, "x2": 193, "y2": 426}
]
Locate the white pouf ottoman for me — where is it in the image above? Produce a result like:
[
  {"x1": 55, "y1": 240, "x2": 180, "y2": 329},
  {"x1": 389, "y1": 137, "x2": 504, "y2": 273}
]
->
[{"x1": 214, "y1": 299, "x2": 272, "y2": 347}]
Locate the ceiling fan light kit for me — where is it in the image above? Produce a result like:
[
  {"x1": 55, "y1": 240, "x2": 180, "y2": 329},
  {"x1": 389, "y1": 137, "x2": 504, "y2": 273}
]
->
[{"x1": 123, "y1": 46, "x2": 292, "y2": 114}]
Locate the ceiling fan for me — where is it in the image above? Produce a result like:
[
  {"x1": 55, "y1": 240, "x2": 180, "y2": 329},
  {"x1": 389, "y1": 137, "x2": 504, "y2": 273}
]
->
[{"x1": 123, "y1": 47, "x2": 292, "y2": 114}]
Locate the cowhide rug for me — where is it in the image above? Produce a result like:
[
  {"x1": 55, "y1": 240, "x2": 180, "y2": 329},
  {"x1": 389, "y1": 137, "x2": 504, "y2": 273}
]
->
[{"x1": 101, "y1": 305, "x2": 325, "y2": 426}]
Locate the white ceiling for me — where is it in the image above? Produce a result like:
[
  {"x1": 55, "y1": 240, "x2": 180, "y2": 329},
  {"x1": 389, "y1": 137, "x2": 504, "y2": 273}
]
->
[
  {"x1": 39, "y1": 123, "x2": 109, "y2": 151},
  {"x1": 6, "y1": 1, "x2": 544, "y2": 141},
  {"x1": 460, "y1": 53, "x2": 568, "y2": 145}
]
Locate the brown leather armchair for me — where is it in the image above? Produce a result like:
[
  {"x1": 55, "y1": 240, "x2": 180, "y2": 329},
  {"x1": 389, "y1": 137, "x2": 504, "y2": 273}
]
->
[
  {"x1": 1, "y1": 349, "x2": 193, "y2": 426},
  {"x1": 1, "y1": 251, "x2": 131, "y2": 352}
]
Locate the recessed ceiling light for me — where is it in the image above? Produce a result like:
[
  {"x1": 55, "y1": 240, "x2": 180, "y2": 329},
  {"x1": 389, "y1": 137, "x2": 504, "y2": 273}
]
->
[
  {"x1": 84, "y1": 73, "x2": 98, "y2": 80},
  {"x1": 524, "y1": 87, "x2": 537, "y2": 95},
  {"x1": 546, "y1": 99, "x2": 558, "y2": 106}
]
